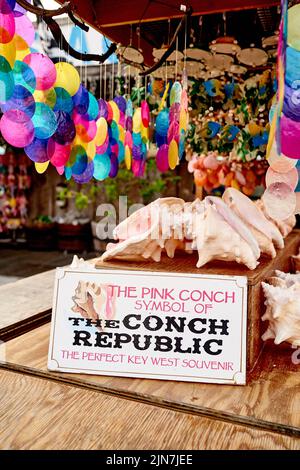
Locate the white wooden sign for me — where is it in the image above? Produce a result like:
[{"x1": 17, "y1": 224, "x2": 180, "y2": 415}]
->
[{"x1": 48, "y1": 267, "x2": 248, "y2": 384}]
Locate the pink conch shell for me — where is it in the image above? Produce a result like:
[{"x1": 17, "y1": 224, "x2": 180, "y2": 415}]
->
[
  {"x1": 195, "y1": 203, "x2": 259, "y2": 270},
  {"x1": 72, "y1": 281, "x2": 116, "y2": 323},
  {"x1": 223, "y1": 188, "x2": 284, "y2": 257},
  {"x1": 262, "y1": 275, "x2": 300, "y2": 346},
  {"x1": 103, "y1": 198, "x2": 186, "y2": 262},
  {"x1": 206, "y1": 196, "x2": 261, "y2": 260},
  {"x1": 255, "y1": 199, "x2": 296, "y2": 239}
]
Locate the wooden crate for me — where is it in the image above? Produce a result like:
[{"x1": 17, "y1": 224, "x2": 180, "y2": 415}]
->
[{"x1": 95, "y1": 229, "x2": 300, "y2": 372}]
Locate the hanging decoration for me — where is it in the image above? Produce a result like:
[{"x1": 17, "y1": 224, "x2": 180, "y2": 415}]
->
[
  {"x1": 155, "y1": 80, "x2": 188, "y2": 172},
  {"x1": 264, "y1": 0, "x2": 299, "y2": 218},
  {"x1": 187, "y1": 69, "x2": 274, "y2": 196},
  {"x1": 130, "y1": 100, "x2": 150, "y2": 177},
  {"x1": 0, "y1": 0, "x2": 187, "y2": 182}
]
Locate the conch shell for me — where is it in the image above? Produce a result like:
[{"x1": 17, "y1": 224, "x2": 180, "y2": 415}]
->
[
  {"x1": 255, "y1": 199, "x2": 296, "y2": 238},
  {"x1": 195, "y1": 198, "x2": 259, "y2": 269},
  {"x1": 262, "y1": 270, "x2": 300, "y2": 346},
  {"x1": 72, "y1": 281, "x2": 116, "y2": 322},
  {"x1": 102, "y1": 198, "x2": 187, "y2": 262},
  {"x1": 223, "y1": 188, "x2": 283, "y2": 257}
]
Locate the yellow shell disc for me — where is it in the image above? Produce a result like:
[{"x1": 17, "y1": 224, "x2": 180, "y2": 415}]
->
[
  {"x1": 179, "y1": 109, "x2": 188, "y2": 132},
  {"x1": 54, "y1": 62, "x2": 80, "y2": 96},
  {"x1": 133, "y1": 107, "x2": 142, "y2": 133},
  {"x1": 35, "y1": 161, "x2": 49, "y2": 174},
  {"x1": 86, "y1": 140, "x2": 96, "y2": 160},
  {"x1": 266, "y1": 113, "x2": 276, "y2": 159},
  {"x1": 95, "y1": 117, "x2": 108, "y2": 147},
  {"x1": 124, "y1": 145, "x2": 132, "y2": 170},
  {"x1": 14, "y1": 35, "x2": 30, "y2": 61},
  {"x1": 0, "y1": 38, "x2": 16, "y2": 68},
  {"x1": 118, "y1": 125, "x2": 125, "y2": 143},
  {"x1": 158, "y1": 82, "x2": 170, "y2": 112},
  {"x1": 72, "y1": 135, "x2": 88, "y2": 149},
  {"x1": 168, "y1": 139, "x2": 179, "y2": 170},
  {"x1": 108, "y1": 100, "x2": 120, "y2": 124}
]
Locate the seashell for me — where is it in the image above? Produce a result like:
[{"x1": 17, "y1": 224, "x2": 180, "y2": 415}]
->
[
  {"x1": 195, "y1": 202, "x2": 259, "y2": 270},
  {"x1": 262, "y1": 279, "x2": 300, "y2": 346},
  {"x1": 72, "y1": 281, "x2": 117, "y2": 322},
  {"x1": 223, "y1": 187, "x2": 283, "y2": 258},
  {"x1": 274, "y1": 270, "x2": 300, "y2": 286},
  {"x1": 255, "y1": 199, "x2": 296, "y2": 238}
]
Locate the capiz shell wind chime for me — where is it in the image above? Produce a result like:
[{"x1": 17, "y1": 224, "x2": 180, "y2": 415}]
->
[{"x1": 0, "y1": 0, "x2": 177, "y2": 182}]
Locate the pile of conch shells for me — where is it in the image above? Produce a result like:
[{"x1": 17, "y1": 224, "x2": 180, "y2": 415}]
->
[
  {"x1": 101, "y1": 187, "x2": 296, "y2": 270},
  {"x1": 262, "y1": 268, "x2": 300, "y2": 347}
]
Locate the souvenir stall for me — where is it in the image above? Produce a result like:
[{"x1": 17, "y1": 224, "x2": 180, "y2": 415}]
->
[{"x1": 0, "y1": 0, "x2": 299, "y2": 450}]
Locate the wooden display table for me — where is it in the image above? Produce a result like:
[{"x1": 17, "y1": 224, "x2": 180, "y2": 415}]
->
[
  {"x1": 96, "y1": 230, "x2": 300, "y2": 371},
  {"x1": 0, "y1": 233, "x2": 299, "y2": 449}
]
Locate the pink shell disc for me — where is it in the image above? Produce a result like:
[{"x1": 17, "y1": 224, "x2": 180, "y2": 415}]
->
[
  {"x1": 167, "y1": 121, "x2": 179, "y2": 145},
  {"x1": 156, "y1": 144, "x2": 169, "y2": 172},
  {"x1": 48, "y1": 138, "x2": 71, "y2": 167},
  {"x1": 268, "y1": 140, "x2": 297, "y2": 173},
  {"x1": 124, "y1": 130, "x2": 133, "y2": 149},
  {"x1": 23, "y1": 53, "x2": 56, "y2": 90},
  {"x1": 265, "y1": 166, "x2": 299, "y2": 191},
  {"x1": 141, "y1": 100, "x2": 150, "y2": 128},
  {"x1": 0, "y1": 11, "x2": 15, "y2": 43},
  {"x1": 262, "y1": 182, "x2": 296, "y2": 220},
  {"x1": 0, "y1": 109, "x2": 34, "y2": 147}
]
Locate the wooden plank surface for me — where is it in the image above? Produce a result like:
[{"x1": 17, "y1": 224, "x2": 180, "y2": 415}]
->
[
  {"x1": 0, "y1": 258, "x2": 97, "y2": 340},
  {"x1": 0, "y1": 369, "x2": 299, "y2": 450},
  {"x1": 0, "y1": 270, "x2": 55, "y2": 339},
  {"x1": 96, "y1": 230, "x2": 300, "y2": 286},
  {"x1": 2, "y1": 323, "x2": 299, "y2": 437}
]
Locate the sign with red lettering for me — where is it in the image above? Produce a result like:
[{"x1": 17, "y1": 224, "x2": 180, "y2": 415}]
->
[{"x1": 48, "y1": 267, "x2": 247, "y2": 384}]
